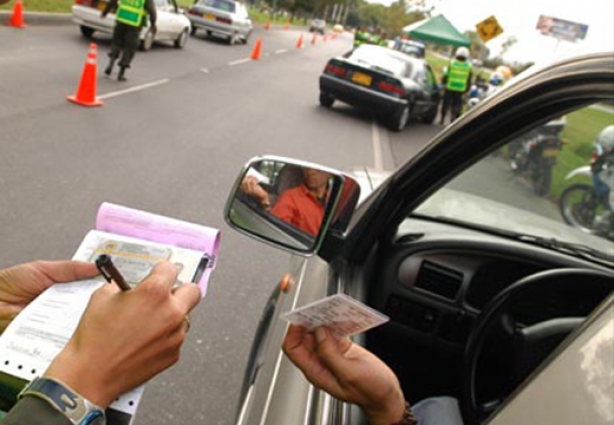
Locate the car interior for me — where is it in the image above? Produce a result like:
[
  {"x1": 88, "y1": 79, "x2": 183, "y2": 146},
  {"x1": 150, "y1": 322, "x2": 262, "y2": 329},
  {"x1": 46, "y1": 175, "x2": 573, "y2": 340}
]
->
[{"x1": 341, "y1": 101, "x2": 614, "y2": 424}]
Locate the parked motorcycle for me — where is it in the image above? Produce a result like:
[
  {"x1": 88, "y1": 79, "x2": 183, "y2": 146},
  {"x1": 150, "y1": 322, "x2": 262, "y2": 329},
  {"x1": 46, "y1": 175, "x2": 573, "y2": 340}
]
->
[
  {"x1": 559, "y1": 151, "x2": 614, "y2": 241},
  {"x1": 509, "y1": 116, "x2": 566, "y2": 196}
]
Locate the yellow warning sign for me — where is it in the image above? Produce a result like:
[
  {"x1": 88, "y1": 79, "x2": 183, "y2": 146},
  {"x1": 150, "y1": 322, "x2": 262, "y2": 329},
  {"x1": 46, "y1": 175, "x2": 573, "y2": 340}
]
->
[{"x1": 476, "y1": 15, "x2": 504, "y2": 42}]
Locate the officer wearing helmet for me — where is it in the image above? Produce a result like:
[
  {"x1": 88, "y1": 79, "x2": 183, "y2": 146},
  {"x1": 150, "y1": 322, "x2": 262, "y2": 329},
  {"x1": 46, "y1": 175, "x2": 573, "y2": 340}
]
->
[
  {"x1": 440, "y1": 46, "x2": 473, "y2": 125},
  {"x1": 592, "y1": 125, "x2": 614, "y2": 201}
]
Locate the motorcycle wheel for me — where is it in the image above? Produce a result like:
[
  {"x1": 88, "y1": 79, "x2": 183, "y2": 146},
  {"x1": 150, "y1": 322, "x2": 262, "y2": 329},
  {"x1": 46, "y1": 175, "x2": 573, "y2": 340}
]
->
[
  {"x1": 559, "y1": 184, "x2": 597, "y2": 232},
  {"x1": 531, "y1": 160, "x2": 552, "y2": 196}
]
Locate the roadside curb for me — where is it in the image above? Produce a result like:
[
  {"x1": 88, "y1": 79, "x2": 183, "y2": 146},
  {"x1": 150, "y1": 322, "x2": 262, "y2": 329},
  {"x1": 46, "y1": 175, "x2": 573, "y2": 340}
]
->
[{"x1": 0, "y1": 11, "x2": 72, "y2": 26}]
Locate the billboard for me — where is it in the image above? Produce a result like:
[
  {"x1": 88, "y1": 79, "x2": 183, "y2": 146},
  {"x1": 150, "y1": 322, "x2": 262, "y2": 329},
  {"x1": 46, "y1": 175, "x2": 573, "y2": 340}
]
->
[{"x1": 536, "y1": 15, "x2": 589, "y2": 42}]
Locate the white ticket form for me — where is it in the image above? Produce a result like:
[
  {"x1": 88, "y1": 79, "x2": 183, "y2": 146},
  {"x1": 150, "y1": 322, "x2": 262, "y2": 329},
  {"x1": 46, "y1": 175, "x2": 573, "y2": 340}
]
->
[{"x1": 281, "y1": 294, "x2": 389, "y2": 338}]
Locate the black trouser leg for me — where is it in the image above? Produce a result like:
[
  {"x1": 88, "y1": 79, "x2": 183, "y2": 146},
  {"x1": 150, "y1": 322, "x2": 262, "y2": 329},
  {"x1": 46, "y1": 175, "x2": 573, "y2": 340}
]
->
[
  {"x1": 440, "y1": 91, "x2": 452, "y2": 124},
  {"x1": 118, "y1": 25, "x2": 140, "y2": 70},
  {"x1": 450, "y1": 92, "x2": 464, "y2": 121}
]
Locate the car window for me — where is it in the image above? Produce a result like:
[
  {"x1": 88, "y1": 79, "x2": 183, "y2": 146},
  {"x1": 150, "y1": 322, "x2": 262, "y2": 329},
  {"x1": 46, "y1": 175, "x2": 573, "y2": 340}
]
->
[
  {"x1": 198, "y1": 0, "x2": 236, "y2": 13},
  {"x1": 349, "y1": 45, "x2": 410, "y2": 77},
  {"x1": 411, "y1": 101, "x2": 614, "y2": 259}
]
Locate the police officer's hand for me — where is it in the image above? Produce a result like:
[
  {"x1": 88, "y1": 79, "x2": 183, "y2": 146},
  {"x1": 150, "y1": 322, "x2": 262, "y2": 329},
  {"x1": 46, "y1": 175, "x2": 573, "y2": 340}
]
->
[
  {"x1": 45, "y1": 261, "x2": 201, "y2": 408},
  {"x1": 283, "y1": 325, "x2": 406, "y2": 425},
  {"x1": 241, "y1": 176, "x2": 271, "y2": 209},
  {"x1": 0, "y1": 261, "x2": 98, "y2": 333}
]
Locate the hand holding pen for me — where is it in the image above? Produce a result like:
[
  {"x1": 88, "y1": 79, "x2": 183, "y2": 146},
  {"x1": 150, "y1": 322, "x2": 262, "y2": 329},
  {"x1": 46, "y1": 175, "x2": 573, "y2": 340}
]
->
[{"x1": 95, "y1": 254, "x2": 131, "y2": 291}]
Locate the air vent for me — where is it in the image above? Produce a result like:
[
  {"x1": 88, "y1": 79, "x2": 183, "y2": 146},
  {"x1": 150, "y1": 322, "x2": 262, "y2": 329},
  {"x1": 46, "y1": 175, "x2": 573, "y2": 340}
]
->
[{"x1": 415, "y1": 261, "x2": 463, "y2": 300}]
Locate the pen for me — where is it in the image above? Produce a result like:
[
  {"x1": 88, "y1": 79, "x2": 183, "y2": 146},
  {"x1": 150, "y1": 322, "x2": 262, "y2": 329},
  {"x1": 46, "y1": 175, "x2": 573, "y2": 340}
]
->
[{"x1": 95, "y1": 254, "x2": 131, "y2": 291}]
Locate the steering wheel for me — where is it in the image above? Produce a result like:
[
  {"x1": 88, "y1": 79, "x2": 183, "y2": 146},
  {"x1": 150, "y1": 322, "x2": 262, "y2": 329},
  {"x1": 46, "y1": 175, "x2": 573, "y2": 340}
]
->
[{"x1": 461, "y1": 268, "x2": 614, "y2": 425}]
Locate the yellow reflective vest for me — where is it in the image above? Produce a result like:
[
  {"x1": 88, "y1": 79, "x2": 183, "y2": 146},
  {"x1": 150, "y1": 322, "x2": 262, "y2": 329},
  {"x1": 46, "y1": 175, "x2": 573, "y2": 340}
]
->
[
  {"x1": 116, "y1": 0, "x2": 146, "y2": 27},
  {"x1": 446, "y1": 60, "x2": 472, "y2": 92}
]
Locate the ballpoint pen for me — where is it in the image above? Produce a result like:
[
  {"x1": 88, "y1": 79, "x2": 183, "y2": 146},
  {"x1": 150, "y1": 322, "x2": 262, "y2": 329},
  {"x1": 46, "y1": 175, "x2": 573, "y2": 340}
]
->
[{"x1": 95, "y1": 254, "x2": 131, "y2": 291}]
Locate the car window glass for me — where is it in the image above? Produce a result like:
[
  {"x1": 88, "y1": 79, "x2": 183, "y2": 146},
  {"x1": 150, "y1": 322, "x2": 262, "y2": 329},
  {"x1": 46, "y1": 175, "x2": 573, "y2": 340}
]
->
[
  {"x1": 199, "y1": 0, "x2": 236, "y2": 13},
  {"x1": 411, "y1": 101, "x2": 614, "y2": 256},
  {"x1": 349, "y1": 45, "x2": 410, "y2": 77}
]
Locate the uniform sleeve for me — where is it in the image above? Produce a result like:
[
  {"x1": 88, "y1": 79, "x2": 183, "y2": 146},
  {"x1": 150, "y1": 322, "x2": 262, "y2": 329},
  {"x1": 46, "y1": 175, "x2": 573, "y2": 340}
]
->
[
  {"x1": 2, "y1": 396, "x2": 71, "y2": 425},
  {"x1": 146, "y1": 0, "x2": 157, "y2": 26},
  {"x1": 102, "y1": 0, "x2": 117, "y2": 16}
]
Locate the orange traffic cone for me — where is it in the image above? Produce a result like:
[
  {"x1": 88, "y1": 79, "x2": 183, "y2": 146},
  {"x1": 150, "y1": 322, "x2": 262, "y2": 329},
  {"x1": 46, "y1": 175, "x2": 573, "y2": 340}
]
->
[
  {"x1": 296, "y1": 34, "x2": 303, "y2": 49},
  {"x1": 8, "y1": 0, "x2": 25, "y2": 28},
  {"x1": 332, "y1": 33, "x2": 336, "y2": 40},
  {"x1": 323, "y1": 34, "x2": 328, "y2": 43},
  {"x1": 311, "y1": 32, "x2": 317, "y2": 45},
  {"x1": 284, "y1": 21, "x2": 290, "y2": 30},
  {"x1": 264, "y1": 21, "x2": 271, "y2": 30},
  {"x1": 67, "y1": 43, "x2": 102, "y2": 107},
  {"x1": 250, "y1": 37, "x2": 262, "y2": 60}
]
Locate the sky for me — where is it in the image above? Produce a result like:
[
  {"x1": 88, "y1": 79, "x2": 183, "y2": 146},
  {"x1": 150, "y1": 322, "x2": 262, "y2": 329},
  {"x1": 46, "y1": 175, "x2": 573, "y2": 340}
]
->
[{"x1": 367, "y1": 0, "x2": 614, "y2": 64}]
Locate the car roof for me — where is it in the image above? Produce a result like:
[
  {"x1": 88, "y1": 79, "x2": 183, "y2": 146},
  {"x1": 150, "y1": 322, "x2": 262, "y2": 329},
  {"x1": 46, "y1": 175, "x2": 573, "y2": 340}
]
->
[{"x1": 352, "y1": 44, "x2": 425, "y2": 65}]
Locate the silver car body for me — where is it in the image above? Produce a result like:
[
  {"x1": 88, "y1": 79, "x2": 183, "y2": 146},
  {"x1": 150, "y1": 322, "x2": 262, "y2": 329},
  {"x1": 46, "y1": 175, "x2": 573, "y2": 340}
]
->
[
  {"x1": 187, "y1": 0, "x2": 252, "y2": 44},
  {"x1": 232, "y1": 53, "x2": 614, "y2": 425},
  {"x1": 71, "y1": 0, "x2": 191, "y2": 48}
]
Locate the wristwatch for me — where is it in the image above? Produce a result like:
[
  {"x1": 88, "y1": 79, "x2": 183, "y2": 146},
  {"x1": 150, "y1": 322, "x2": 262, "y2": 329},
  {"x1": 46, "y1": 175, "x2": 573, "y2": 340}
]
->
[
  {"x1": 390, "y1": 402, "x2": 418, "y2": 425},
  {"x1": 18, "y1": 377, "x2": 106, "y2": 425}
]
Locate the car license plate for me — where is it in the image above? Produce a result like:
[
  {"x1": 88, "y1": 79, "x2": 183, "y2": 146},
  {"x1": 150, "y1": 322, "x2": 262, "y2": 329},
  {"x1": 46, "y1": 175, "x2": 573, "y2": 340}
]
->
[
  {"x1": 352, "y1": 72, "x2": 372, "y2": 86},
  {"x1": 543, "y1": 148, "x2": 558, "y2": 158},
  {"x1": 205, "y1": 13, "x2": 215, "y2": 20}
]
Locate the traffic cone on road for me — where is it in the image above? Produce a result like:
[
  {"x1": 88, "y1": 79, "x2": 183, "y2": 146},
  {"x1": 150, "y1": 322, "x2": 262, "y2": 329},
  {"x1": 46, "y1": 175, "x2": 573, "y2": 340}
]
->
[
  {"x1": 311, "y1": 32, "x2": 317, "y2": 45},
  {"x1": 8, "y1": 0, "x2": 25, "y2": 28},
  {"x1": 323, "y1": 34, "x2": 328, "y2": 43},
  {"x1": 284, "y1": 21, "x2": 290, "y2": 30},
  {"x1": 296, "y1": 34, "x2": 303, "y2": 49},
  {"x1": 67, "y1": 43, "x2": 102, "y2": 107},
  {"x1": 264, "y1": 21, "x2": 271, "y2": 30},
  {"x1": 250, "y1": 37, "x2": 262, "y2": 60},
  {"x1": 332, "y1": 33, "x2": 337, "y2": 40}
]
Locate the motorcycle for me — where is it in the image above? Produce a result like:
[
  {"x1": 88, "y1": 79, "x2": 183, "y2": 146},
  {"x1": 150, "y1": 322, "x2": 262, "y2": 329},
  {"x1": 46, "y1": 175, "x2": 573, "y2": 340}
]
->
[
  {"x1": 559, "y1": 155, "x2": 614, "y2": 241},
  {"x1": 509, "y1": 116, "x2": 566, "y2": 196}
]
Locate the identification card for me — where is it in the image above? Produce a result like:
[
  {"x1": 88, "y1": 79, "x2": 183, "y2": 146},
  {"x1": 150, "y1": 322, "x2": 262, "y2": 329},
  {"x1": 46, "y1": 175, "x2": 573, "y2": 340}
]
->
[
  {"x1": 91, "y1": 240, "x2": 172, "y2": 287},
  {"x1": 281, "y1": 294, "x2": 389, "y2": 338}
]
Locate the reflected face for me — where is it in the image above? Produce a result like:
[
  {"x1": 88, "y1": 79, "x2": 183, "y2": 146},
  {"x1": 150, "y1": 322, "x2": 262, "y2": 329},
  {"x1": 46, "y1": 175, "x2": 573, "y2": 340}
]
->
[{"x1": 302, "y1": 168, "x2": 330, "y2": 191}]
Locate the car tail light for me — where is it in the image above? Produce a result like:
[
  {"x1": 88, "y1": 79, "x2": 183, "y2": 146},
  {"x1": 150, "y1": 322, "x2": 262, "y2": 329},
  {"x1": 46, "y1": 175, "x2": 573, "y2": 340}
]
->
[
  {"x1": 216, "y1": 16, "x2": 232, "y2": 24},
  {"x1": 188, "y1": 9, "x2": 202, "y2": 16},
  {"x1": 377, "y1": 81, "x2": 405, "y2": 96},
  {"x1": 75, "y1": 0, "x2": 83, "y2": 4},
  {"x1": 325, "y1": 63, "x2": 347, "y2": 78}
]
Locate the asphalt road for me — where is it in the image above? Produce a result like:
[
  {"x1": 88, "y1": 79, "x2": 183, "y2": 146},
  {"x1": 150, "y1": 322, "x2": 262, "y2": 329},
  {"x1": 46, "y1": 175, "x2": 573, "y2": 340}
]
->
[{"x1": 0, "y1": 24, "x2": 442, "y2": 425}]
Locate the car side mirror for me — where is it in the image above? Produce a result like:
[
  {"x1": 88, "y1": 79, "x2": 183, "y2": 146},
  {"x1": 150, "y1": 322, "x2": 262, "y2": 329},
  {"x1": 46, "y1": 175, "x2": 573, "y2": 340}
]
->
[{"x1": 224, "y1": 156, "x2": 360, "y2": 255}]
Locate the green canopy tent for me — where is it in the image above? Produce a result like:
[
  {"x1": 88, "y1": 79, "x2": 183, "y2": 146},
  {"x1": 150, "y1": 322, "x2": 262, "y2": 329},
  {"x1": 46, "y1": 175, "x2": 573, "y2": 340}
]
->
[{"x1": 403, "y1": 15, "x2": 470, "y2": 48}]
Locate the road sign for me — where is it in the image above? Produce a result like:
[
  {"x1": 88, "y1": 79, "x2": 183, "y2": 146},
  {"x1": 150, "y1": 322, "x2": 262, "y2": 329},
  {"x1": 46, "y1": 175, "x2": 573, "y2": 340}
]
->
[{"x1": 476, "y1": 15, "x2": 504, "y2": 42}]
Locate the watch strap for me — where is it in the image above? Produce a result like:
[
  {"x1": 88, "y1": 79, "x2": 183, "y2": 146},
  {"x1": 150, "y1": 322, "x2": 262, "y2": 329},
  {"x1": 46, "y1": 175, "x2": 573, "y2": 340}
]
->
[
  {"x1": 18, "y1": 377, "x2": 105, "y2": 425},
  {"x1": 389, "y1": 402, "x2": 418, "y2": 425}
]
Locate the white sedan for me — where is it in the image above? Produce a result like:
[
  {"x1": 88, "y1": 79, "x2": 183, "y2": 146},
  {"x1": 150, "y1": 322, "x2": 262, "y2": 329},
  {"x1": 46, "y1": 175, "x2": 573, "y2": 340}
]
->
[{"x1": 71, "y1": 0, "x2": 191, "y2": 51}]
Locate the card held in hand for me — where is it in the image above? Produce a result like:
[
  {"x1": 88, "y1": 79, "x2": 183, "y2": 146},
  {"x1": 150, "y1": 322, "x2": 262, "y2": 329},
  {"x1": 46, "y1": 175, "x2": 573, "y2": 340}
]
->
[{"x1": 281, "y1": 294, "x2": 389, "y2": 338}]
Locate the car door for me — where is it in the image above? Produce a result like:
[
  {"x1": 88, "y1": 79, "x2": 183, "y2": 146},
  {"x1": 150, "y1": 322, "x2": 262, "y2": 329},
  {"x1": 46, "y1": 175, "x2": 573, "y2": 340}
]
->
[
  {"x1": 410, "y1": 63, "x2": 435, "y2": 116},
  {"x1": 153, "y1": 0, "x2": 173, "y2": 40}
]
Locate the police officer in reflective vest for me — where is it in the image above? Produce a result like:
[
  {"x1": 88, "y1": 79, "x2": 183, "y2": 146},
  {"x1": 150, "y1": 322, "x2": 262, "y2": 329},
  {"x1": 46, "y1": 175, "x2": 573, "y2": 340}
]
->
[
  {"x1": 101, "y1": 0, "x2": 157, "y2": 81},
  {"x1": 353, "y1": 26, "x2": 371, "y2": 48},
  {"x1": 440, "y1": 46, "x2": 472, "y2": 125}
]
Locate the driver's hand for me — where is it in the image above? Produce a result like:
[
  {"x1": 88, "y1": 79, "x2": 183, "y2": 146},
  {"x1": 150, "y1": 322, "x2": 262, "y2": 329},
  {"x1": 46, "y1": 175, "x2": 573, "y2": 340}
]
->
[
  {"x1": 240, "y1": 176, "x2": 270, "y2": 208},
  {"x1": 283, "y1": 325, "x2": 406, "y2": 425}
]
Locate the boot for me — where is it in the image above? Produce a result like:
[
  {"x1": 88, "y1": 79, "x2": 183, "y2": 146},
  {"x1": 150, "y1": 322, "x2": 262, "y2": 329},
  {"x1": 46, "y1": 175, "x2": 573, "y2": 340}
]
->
[
  {"x1": 104, "y1": 58, "x2": 115, "y2": 76},
  {"x1": 118, "y1": 67, "x2": 127, "y2": 82}
]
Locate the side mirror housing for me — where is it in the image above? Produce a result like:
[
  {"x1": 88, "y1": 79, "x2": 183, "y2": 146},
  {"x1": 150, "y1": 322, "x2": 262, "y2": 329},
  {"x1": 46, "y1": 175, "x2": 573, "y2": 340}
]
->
[{"x1": 224, "y1": 156, "x2": 360, "y2": 255}]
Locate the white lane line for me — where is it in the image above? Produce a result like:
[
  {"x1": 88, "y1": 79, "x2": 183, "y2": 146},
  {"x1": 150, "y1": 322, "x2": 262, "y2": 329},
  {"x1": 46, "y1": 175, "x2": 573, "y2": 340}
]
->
[
  {"x1": 228, "y1": 58, "x2": 251, "y2": 66},
  {"x1": 200, "y1": 68, "x2": 210, "y2": 73},
  {"x1": 371, "y1": 119, "x2": 384, "y2": 171},
  {"x1": 275, "y1": 49, "x2": 288, "y2": 54},
  {"x1": 98, "y1": 79, "x2": 170, "y2": 100}
]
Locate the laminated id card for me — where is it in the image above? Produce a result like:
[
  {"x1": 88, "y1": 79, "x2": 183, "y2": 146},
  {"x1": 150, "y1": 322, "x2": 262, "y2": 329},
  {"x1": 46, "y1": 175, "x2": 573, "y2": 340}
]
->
[{"x1": 281, "y1": 294, "x2": 389, "y2": 338}]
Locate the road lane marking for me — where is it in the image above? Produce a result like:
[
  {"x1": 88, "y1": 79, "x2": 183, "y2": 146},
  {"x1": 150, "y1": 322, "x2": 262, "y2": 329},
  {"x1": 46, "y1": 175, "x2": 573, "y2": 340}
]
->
[
  {"x1": 200, "y1": 68, "x2": 210, "y2": 73},
  {"x1": 275, "y1": 49, "x2": 287, "y2": 54},
  {"x1": 98, "y1": 79, "x2": 170, "y2": 100},
  {"x1": 228, "y1": 58, "x2": 251, "y2": 66},
  {"x1": 371, "y1": 119, "x2": 384, "y2": 171}
]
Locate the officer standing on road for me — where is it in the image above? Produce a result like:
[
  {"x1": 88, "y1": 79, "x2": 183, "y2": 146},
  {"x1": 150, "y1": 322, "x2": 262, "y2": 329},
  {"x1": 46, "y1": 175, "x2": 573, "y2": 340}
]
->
[
  {"x1": 439, "y1": 46, "x2": 473, "y2": 125},
  {"x1": 101, "y1": 0, "x2": 157, "y2": 82},
  {"x1": 354, "y1": 25, "x2": 371, "y2": 48}
]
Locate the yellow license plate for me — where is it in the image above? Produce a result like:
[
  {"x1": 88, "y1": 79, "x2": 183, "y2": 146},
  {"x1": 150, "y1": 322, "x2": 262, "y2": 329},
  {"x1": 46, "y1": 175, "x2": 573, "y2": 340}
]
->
[
  {"x1": 543, "y1": 148, "x2": 558, "y2": 158},
  {"x1": 205, "y1": 13, "x2": 215, "y2": 20},
  {"x1": 352, "y1": 72, "x2": 372, "y2": 86}
]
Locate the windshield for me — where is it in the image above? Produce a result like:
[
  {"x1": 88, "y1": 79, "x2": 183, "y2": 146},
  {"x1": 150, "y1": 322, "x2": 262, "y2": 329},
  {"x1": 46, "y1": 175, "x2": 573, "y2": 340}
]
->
[
  {"x1": 199, "y1": 0, "x2": 236, "y2": 13},
  {"x1": 414, "y1": 102, "x2": 614, "y2": 259},
  {"x1": 348, "y1": 45, "x2": 410, "y2": 77}
]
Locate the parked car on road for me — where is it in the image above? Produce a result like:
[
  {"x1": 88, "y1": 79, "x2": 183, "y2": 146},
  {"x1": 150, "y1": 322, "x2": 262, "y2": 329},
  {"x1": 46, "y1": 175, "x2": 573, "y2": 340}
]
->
[
  {"x1": 319, "y1": 44, "x2": 440, "y2": 131},
  {"x1": 226, "y1": 52, "x2": 614, "y2": 425},
  {"x1": 71, "y1": 0, "x2": 191, "y2": 51},
  {"x1": 186, "y1": 0, "x2": 252, "y2": 45},
  {"x1": 395, "y1": 39, "x2": 426, "y2": 58},
  {"x1": 309, "y1": 18, "x2": 326, "y2": 35}
]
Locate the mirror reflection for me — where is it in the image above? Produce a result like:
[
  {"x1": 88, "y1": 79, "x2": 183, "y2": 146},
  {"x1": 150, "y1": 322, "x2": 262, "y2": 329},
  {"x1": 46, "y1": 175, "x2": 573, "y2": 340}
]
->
[{"x1": 228, "y1": 160, "x2": 340, "y2": 251}]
